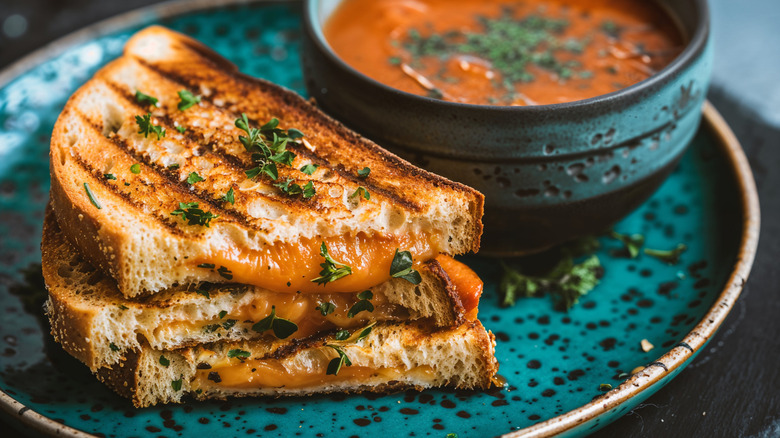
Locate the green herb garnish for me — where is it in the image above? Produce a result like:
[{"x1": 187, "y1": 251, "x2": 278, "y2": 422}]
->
[
  {"x1": 350, "y1": 186, "x2": 370, "y2": 201},
  {"x1": 222, "y1": 187, "x2": 235, "y2": 204},
  {"x1": 357, "y1": 167, "x2": 371, "y2": 178},
  {"x1": 171, "y1": 377, "x2": 183, "y2": 391},
  {"x1": 159, "y1": 355, "x2": 170, "y2": 367},
  {"x1": 274, "y1": 178, "x2": 316, "y2": 199},
  {"x1": 316, "y1": 302, "x2": 336, "y2": 316},
  {"x1": 227, "y1": 349, "x2": 251, "y2": 359},
  {"x1": 104, "y1": 173, "x2": 116, "y2": 180},
  {"x1": 217, "y1": 266, "x2": 233, "y2": 280},
  {"x1": 609, "y1": 230, "x2": 645, "y2": 258},
  {"x1": 175, "y1": 126, "x2": 187, "y2": 134},
  {"x1": 234, "y1": 113, "x2": 304, "y2": 181},
  {"x1": 198, "y1": 263, "x2": 216, "y2": 269},
  {"x1": 186, "y1": 171, "x2": 204, "y2": 184},
  {"x1": 83, "y1": 183, "x2": 101, "y2": 209},
  {"x1": 300, "y1": 164, "x2": 319, "y2": 175},
  {"x1": 177, "y1": 90, "x2": 201, "y2": 111},
  {"x1": 348, "y1": 290, "x2": 374, "y2": 318},
  {"x1": 135, "y1": 91, "x2": 159, "y2": 107},
  {"x1": 168, "y1": 163, "x2": 180, "y2": 170},
  {"x1": 135, "y1": 113, "x2": 165, "y2": 140},
  {"x1": 221, "y1": 319, "x2": 237, "y2": 330},
  {"x1": 334, "y1": 329, "x2": 350, "y2": 341},
  {"x1": 312, "y1": 242, "x2": 353, "y2": 284},
  {"x1": 251, "y1": 306, "x2": 298, "y2": 339},
  {"x1": 325, "y1": 344, "x2": 352, "y2": 376},
  {"x1": 118, "y1": 304, "x2": 128, "y2": 310},
  {"x1": 644, "y1": 244, "x2": 687, "y2": 265},
  {"x1": 500, "y1": 255, "x2": 602, "y2": 311},
  {"x1": 598, "y1": 383, "x2": 613, "y2": 392},
  {"x1": 130, "y1": 163, "x2": 141, "y2": 174},
  {"x1": 109, "y1": 342, "x2": 119, "y2": 352},
  {"x1": 170, "y1": 202, "x2": 219, "y2": 227},
  {"x1": 389, "y1": 249, "x2": 422, "y2": 284}
]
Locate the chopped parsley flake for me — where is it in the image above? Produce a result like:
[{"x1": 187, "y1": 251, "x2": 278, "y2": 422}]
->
[
  {"x1": 159, "y1": 355, "x2": 170, "y2": 367},
  {"x1": 357, "y1": 167, "x2": 371, "y2": 177},
  {"x1": 222, "y1": 187, "x2": 235, "y2": 204},
  {"x1": 134, "y1": 91, "x2": 159, "y2": 107},
  {"x1": 251, "y1": 305, "x2": 298, "y2": 339},
  {"x1": 177, "y1": 90, "x2": 201, "y2": 111},
  {"x1": 389, "y1": 249, "x2": 421, "y2": 284},
  {"x1": 135, "y1": 113, "x2": 165, "y2": 140},
  {"x1": 175, "y1": 126, "x2": 187, "y2": 134},
  {"x1": 186, "y1": 171, "x2": 204, "y2": 184},
  {"x1": 348, "y1": 290, "x2": 374, "y2": 318},
  {"x1": 227, "y1": 349, "x2": 251, "y2": 359},
  {"x1": 171, "y1": 377, "x2": 183, "y2": 391},
  {"x1": 300, "y1": 164, "x2": 319, "y2": 175},
  {"x1": 104, "y1": 173, "x2": 116, "y2": 180},
  {"x1": 109, "y1": 342, "x2": 119, "y2": 352},
  {"x1": 350, "y1": 186, "x2": 370, "y2": 201}
]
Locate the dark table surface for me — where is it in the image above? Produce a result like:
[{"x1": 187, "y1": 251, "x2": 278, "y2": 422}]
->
[{"x1": 0, "y1": 1, "x2": 778, "y2": 437}]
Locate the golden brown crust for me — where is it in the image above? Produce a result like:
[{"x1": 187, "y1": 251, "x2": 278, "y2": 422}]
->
[{"x1": 49, "y1": 26, "x2": 483, "y2": 296}]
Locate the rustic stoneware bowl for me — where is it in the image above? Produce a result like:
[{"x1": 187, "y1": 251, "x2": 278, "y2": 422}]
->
[{"x1": 302, "y1": 0, "x2": 713, "y2": 255}]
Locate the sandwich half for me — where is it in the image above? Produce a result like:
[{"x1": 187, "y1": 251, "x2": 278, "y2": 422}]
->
[
  {"x1": 42, "y1": 212, "x2": 498, "y2": 408},
  {"x1": 49, "y1": 26, "x2": 484, "y2": 303},
  {"x1": 42, "y1": 208, "x2": 481, "y2": 371}
]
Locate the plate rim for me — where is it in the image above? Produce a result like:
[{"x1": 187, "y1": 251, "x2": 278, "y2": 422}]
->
[
  {"x1": 503, "y1": 101, "x2": 760, "y2": 438},
  {"x1": 0, "y1": 0, "x2": 761, "y2": 435}
]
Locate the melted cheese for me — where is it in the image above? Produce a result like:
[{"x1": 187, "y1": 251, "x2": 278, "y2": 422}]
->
[
  {"x1": 142, "y1": 290, "x2": 403, "y2": 342},
  {"x1": 198, "y1": 232, "x2": 439, "y2": 294},
  {"x1": 191, "y1": 353, "x2": 435, "y2": 390},
  {"x1": 142, "y1": 255, "x2": 481, "y2": 345},
  {"x1": 434, "y1": 255, "x2": 483, "y2": 318}
]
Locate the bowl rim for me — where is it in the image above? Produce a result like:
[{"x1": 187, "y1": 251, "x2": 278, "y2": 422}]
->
[{"x1": 303, "y1": 0, "x2": 711, "y2": 113}]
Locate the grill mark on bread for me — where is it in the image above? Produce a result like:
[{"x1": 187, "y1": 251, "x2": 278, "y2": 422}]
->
[
  {"x1": 68, "y1": 144, "x2": 188, "y2": 236},
  {"x1": 97, "y1": 72, "x2": 355, "y2": 217},
  {"x1": 131, "y1": 57, "x2": 425, "y2": 213},
  {"x1": 70, "y1": 108, "x2": 266, "y2": 231}
]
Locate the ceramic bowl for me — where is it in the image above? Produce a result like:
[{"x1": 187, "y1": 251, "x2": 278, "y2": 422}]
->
[{"x1": 302, "y1": 0, "x2": 712, "y2": 255}]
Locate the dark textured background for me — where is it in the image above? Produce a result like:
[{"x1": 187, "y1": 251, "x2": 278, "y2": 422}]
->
[{"x1": 0, "y1": 0, "x2": 778, "y2": 437}]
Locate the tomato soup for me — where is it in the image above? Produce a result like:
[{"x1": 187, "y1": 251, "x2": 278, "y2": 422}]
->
[{"x1": 324, "y1": 0, "x2": 683, "y2": 106}]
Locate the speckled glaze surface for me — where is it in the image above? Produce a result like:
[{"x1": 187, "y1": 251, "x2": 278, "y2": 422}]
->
[
  {"x1": 0, "y1": 1, "x2": 759, "y2": 438},
  {"x1": 302, "y1": 0, "x2": 713, "y2": 255}
]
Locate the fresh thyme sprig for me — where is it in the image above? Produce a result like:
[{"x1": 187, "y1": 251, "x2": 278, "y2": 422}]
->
[
  {"x1": 312, "y1": 242, "x2": 352, "y2": 285},
  {"x1": 390, "y1": 249, "x2": 422, "y2": 284}
]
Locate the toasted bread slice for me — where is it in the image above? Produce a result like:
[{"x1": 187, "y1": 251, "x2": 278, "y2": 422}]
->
[
  {"x1": 42, "y1": 206, "x2": 468, "y2": 371},
  {"x1": 93, "y1": 320, "x2": 497, "y2": 408},
  {"x1": 49, "y1": 26, "x2": 484, "y2": 297}
]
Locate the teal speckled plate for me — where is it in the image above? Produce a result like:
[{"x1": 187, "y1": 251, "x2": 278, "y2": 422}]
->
[{"x1": 0, "y1": 1, "x2": 759, "y2": 437}]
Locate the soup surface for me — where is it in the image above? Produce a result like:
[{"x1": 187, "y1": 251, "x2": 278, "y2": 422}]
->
[{"x1": 324, "y1": 0, "x2": 683, "y2": 106}]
